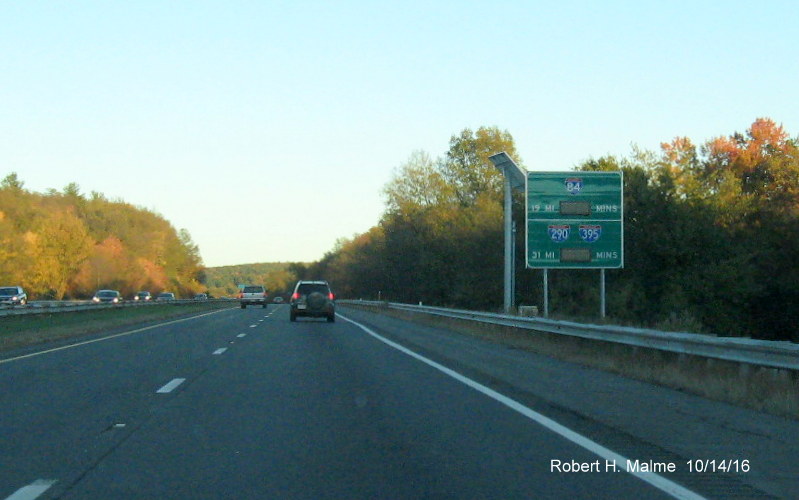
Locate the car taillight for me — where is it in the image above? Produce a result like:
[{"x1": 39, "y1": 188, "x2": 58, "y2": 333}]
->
[
  {"x1": 328, "y1": 293, "x2": 335, "y2": 300},
  {"x1": 291, "y1": 292, "x2": 299, "y2": 300}
]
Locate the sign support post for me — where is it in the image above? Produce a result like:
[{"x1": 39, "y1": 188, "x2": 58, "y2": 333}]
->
[
  {"x1": 543, "y1": 268, "x2": 549, "y2": 318},
  {"x1": 600, "y1": 269, "x2": 606, "y2": 319},
  {"x1": 489, "y1": 152, "x2": 527, "y2": 314}
]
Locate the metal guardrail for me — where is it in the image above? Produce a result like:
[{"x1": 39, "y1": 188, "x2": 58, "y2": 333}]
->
[
  {"x1": 0, "y1": 299, "x2": 224, "y2": 317},
  {"x1": 340, "y1": 300, "x2": 799, "y2": 371}
]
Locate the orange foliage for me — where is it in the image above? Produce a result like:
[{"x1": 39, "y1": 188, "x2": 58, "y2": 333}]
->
[{"x1": 706, "y1": 118, "x2": 790, "y2": 174}]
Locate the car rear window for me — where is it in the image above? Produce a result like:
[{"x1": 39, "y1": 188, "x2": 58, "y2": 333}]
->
[
  {"x1": 243, "y1": 286, "x2": 264, "y2": 293},
  {"x1": 0, "y1": 288, "x2": 18, "y2": 295},
  {"x1": 98, "y1": 291, "x2": 117, "y2": 297},
  {"x1": 297, "y1": 283, "x2": 329, "y2": 295}
]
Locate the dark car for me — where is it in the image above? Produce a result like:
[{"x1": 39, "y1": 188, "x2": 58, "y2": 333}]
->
[
  {"x1": 134, "y1": 291, "x2": 152, "y2": 301},
  {"x1": 93, "y1": 289, "x2": 123, "y2": 304},
  {"x1": 156, "y1": 292, "x2": 176, "y2": 301},
  {"x1": 289, "y1": 280, "x2": 335, "y2": 322},
  {"x1": 0, "y1": 286, "x2": 27, "y2": 306}
]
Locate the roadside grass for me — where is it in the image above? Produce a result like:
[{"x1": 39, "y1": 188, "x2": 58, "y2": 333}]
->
[
  {"x1": 351, "y1": 305, "x2": 799, "y2": 420},
  {"x1": 0, "y1": 302, "x2": 235, "y2": 354}
]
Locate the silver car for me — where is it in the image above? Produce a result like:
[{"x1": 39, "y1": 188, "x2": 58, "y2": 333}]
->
[{"x1": 0, "y1": 286, "x2": 27, "y2": 306}]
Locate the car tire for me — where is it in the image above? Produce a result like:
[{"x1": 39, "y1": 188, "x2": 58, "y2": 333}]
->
[
  {"x1": 240, "y1": 303, "x2": 246, "y2": 309},
  {"x1": 262, "y1": 303, "x2": 267, "y2": 308},
  {"x1": 327, "y1": 314, "x2": 335, "y2": 323},
  {"x1": 290, "y1": 312, "x2": 296, "y2": 322}
]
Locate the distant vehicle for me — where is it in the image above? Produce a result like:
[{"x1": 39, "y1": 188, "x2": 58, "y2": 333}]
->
[
  {"x1": 134, "y1": 291, "x2": 152, "y2": 301},
  {"x1": 290, "y1": 280, "x2": 335, "y2": 322},
  {"x1": 0, "y1": 286, "x2": 27, "y2": 306},
  {"x1": 93, "y1": 290, "x2": 122, "y2": 304},
  {"x1": 273, "y1": 296, "x2": 284, "y2": 304},
  {"x1": 194, "y1": 293, "x2": 208, "y2": 300},
  {"x1": 156, "y1": 292, "x2": 176, "y2": 301},
  {"x1": 239, "y1": 285, "x2": 267, "y2": 309}
]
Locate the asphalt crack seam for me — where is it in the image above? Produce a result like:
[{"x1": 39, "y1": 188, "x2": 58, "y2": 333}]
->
[{"x1": 53, "y1": 367, "x2": 211, "y2": 499}]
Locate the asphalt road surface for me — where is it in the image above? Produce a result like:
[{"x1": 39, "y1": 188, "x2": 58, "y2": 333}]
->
[{"x1": 1, "y1": 305, "x2": 794, "y2": 499}]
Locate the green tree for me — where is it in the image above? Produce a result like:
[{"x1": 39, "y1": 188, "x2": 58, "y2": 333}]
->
[{"x1": 441, "y1": 126, "x2": 521, "y2": 206}]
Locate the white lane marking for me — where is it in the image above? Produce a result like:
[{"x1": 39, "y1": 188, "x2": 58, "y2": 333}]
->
[
  {"x1": 338, "y1": 313, "x2": 706, "y2": 500},
  {"x1": 0, "y1": 308, "x2": 234, "y2": 365},
  {"x1": 212, "y1": 348, "x2": 227, "y2": 355},
  {"x1": 237, "y1": 334, "x2": 246, "y2": 338},
  {"x1": 156, "y1": 378, "x2": 186, "y2": 394},
  {"x1": 249, "y1": 324, "x2": 258, "y2": 328},
  {"x1": 4, "y1": 479, "x2": 57, "y2": 500}
]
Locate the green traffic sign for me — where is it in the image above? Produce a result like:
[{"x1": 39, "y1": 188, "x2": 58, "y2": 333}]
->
[{"x1": 527, "y1": 171, "x2": 623, "y2": 269}]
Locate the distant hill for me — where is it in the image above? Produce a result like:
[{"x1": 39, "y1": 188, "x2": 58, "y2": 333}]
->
[{"x1": 204, "y1": 262, "x2": 300, "y2": 297}]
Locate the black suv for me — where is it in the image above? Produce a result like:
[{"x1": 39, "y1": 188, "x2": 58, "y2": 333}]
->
[{"x1": 289, "y1": 280, "x2": 335, "y2": 322}]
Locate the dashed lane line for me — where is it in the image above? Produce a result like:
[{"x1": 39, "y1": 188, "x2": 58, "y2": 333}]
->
[
  {"x1": 4, "y1": 479, "x2": 57, "y2": 500},
  {"x1": 156, "y1": 378, "x2": 186, "y2": 394}
]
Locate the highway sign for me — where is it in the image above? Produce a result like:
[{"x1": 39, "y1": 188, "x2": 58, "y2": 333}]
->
[{"x1": 527, "y1": 171, "x2": 623, "y2": 268}]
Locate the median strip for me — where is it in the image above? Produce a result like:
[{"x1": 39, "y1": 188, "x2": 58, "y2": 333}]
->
[{"x1": 0, "y1": 308, "x2": 231, "y2": 365}]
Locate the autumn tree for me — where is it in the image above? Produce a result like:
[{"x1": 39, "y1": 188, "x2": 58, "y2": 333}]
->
[{"x1": 0, "y1": 174, "x2": 206, "y2": 300}]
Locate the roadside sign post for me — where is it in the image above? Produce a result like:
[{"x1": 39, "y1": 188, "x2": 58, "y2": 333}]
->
[
  {"x1": 527, "y1": 171, "x2": 623, "y2": 318},
  {"x1": 489, "y1": 152, "x2": 527, "y2": 314}
]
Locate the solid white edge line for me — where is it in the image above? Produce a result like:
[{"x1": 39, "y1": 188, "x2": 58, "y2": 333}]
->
[
  {"x1": 337, "y1": 313, "x2": 706, "y2": 500},
  {"x1": 4, "y1": 479, "x2": 57, "y2": 500},
  {"x1": 212, "y1": 348, "x2": 227, "y2": 355},
  {"x1": 0, "y1": 308, "x2": 234, "y2": 365},
  {"x1": 156, "y1": 378, "x2": 186, "y2": 394}
]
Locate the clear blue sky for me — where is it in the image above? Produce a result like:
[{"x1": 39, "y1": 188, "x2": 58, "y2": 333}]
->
[{"x1": 2, "y1": 1, "x2": 797, "y2": 267}]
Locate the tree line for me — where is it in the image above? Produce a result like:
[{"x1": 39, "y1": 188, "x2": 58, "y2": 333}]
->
[
  {"x1": 204, "y1": 262, "x2": 295, "y2": 298},
  {"x1": 0, "y1": 175, "x2": 205, "y2": 299},
  {"x1": 299, "y1": 120, "x2": 799, "y2": 341}
]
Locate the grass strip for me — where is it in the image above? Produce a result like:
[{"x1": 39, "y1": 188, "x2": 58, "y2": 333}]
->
[{"x1": 1, "y1": 302, "x2": 234, "y2": 353}]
